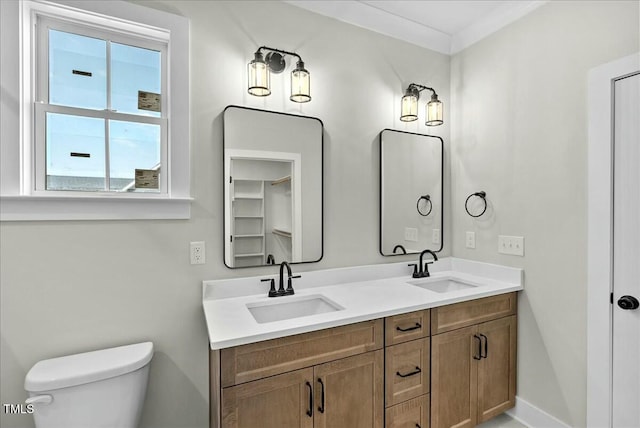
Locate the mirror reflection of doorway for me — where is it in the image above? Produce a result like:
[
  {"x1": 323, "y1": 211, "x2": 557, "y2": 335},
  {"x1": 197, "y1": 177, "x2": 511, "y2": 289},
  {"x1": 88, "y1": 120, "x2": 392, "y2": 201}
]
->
[{"x1": 225, "y1": 150, "x2": 302, "y2": 267}]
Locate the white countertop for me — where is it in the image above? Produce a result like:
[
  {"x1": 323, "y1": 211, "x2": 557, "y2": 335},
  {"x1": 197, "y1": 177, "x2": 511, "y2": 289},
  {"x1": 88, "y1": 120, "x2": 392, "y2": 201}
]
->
[{"x1": 202, "y1": 258, "x2": 523, "y2": 350}]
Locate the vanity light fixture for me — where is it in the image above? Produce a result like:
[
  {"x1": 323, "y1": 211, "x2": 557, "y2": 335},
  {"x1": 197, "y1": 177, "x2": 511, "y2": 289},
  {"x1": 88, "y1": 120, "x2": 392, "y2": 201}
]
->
[
  {"x1": 400, "y1": 83, "x2": 443, "y2": 126},
  {"x1": 247, "y1": 46, "x2": 311, "y2": 103}
]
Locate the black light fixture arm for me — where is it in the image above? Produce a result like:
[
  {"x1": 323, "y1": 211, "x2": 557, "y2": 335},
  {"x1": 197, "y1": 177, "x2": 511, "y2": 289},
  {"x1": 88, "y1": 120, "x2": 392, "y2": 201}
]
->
[
  {"x1": 407, "y1": 83, "x2": 438, "y2": 100},
  {"x1": 256, "y1": 46, "x2": 303, "y2": 64}
]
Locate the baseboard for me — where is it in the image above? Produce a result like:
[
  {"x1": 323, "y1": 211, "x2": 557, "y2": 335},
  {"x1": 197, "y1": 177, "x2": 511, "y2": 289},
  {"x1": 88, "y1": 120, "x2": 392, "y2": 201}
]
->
[{"x1": 506, "y1": 396, "x2": 571, "y2": 428}]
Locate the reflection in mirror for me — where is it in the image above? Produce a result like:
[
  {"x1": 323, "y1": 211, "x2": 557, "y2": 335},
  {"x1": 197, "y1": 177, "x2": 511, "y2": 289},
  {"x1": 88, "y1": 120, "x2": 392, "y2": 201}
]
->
[
  {"x1": 380, "y1": 129, "x2": 443, "y2": 256},
  {"x1": 224, "y1": 106, "x2": 323, "y2": 268}
]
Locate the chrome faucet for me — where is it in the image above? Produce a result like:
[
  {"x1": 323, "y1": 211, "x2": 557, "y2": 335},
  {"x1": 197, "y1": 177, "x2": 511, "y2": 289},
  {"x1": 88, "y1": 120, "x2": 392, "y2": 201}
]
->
[{"x1": 408, "y1": 249, "x2": 438, "y2": 278}]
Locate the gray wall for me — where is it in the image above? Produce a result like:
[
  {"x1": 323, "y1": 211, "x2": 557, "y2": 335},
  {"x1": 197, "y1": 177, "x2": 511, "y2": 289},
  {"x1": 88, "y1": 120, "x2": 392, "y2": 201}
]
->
[
  {"x1": 450, "y1": 1, "x2": 639, "y2": 426},
  {"x1": 0, "y1": 1, "x2": 450, "y2": 427}
]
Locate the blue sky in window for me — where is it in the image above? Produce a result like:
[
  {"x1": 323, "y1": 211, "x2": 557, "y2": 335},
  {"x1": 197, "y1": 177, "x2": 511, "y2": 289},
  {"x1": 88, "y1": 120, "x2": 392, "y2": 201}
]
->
[{"x1": 48, "y1": 30, "x2": 161, "y2": 181}]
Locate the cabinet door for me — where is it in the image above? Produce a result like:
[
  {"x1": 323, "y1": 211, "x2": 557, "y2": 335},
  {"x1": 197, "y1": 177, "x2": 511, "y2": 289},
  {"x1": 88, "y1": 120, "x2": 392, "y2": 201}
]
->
[
  {"x1": 477, "y1": 315, "x2": 517, "y2": 423},
  {"x1": 314, "y1": 350, "x2": 384, "y2": 428},
  {"x1": 221, "y1": 368, "x2": 314, "y2": 428},
  {"x1": 431, "y1": 326, "x2": 478, "y2": 428}
]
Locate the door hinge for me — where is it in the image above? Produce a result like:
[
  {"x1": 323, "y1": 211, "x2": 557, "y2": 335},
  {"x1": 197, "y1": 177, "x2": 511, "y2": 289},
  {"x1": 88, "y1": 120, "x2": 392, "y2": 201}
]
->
[
  {"x1": 229, "y1": 176, "x2": 232, "y2": 183},
  {"x1": 610, "y1": 292, "x2": 614, "y2": 304},
  {"x1": 230, "y1": 235, "x2": 233, "y2": 242}
]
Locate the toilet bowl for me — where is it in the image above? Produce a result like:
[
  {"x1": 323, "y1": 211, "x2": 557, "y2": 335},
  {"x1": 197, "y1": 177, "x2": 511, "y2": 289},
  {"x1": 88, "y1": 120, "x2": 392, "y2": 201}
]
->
[{"x1": 24, "y1": 342, "x2": 153, "y2": 428}]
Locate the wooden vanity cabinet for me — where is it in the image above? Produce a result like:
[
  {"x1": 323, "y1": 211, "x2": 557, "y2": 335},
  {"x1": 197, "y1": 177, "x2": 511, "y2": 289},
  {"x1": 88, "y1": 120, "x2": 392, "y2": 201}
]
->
[
  {"x1": 211, "y1": 293, "x2": 518, "y2": 428},
  {"x1": 430, "y1": 294, "x2": 517, "y2": 428},
  {"x1": 212, "y1": 319, "x2": 384, "y2": 428}
]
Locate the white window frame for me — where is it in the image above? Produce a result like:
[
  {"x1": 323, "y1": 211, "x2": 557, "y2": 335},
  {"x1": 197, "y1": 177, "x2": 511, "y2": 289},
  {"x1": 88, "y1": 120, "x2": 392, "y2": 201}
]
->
[{"x1": 0, "y1": 0, "x2": 191, "y2": 220}]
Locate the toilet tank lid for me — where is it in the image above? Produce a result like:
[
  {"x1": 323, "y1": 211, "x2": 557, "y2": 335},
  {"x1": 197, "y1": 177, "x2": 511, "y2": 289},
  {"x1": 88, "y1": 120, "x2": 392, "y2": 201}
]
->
[{"x1": 25, "y1": 342, "x2": 153, "y2": 392}]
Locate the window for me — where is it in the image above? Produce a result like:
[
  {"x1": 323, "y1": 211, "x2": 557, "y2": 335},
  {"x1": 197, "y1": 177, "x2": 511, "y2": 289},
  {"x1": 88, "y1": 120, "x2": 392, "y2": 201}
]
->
[
  {"x1": 36, "y1": 18, "x2": 167, "y2": 194},
  {"x1": 0, "y1": 0, "x2": 190, "y2": 220}
]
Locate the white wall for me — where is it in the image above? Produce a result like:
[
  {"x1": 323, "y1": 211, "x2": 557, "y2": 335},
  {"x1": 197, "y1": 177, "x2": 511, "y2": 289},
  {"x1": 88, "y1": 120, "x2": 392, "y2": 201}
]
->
[
  {"x1": 0, "y1": 1, "x2": 450, "y2": 427},
  {"x1": 450, "y1": 1, "x2": 639, "y2": 426}
]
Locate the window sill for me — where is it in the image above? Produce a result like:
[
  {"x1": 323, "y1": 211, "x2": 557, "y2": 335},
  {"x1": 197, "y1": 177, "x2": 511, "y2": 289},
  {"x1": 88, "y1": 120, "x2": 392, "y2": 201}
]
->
[{"x1": 0, "y1": 195, "x2": 192, "y2": 221}]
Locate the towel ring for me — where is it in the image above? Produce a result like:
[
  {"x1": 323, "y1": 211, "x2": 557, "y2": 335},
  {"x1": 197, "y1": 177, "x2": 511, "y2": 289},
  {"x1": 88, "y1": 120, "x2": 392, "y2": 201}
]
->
[
  {"x1": 465, "y1": 191, "x2": 487, "y2": 218},
  {"x1": 416, "y1": 195, "x2": 432, "y2": 216}
]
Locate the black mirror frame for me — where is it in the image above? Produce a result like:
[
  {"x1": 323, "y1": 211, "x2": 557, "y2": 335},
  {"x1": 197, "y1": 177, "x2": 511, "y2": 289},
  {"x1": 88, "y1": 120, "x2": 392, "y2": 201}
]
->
[
  {"x1": 222, "y1": 105, "x2": 324, "y2": 269},
  {"x1": 379, "y1": 128, "x2": 444, "y2": 256}
]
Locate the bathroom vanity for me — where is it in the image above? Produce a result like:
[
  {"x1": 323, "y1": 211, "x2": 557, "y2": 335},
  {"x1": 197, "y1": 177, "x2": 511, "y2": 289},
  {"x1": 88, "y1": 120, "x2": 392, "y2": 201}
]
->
[{"x1": 203, "y1": 258, "x2": 522, "y2": 428}]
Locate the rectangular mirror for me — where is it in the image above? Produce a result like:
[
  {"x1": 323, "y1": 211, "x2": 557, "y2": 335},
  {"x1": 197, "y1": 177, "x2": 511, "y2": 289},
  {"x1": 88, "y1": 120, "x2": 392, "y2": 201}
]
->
[
  {"x1": 380, "y1": 129, "x2": 443, "y2": 256},
  {"x1": 224, "y1": 106, "x2": 323, "y2": 268}
]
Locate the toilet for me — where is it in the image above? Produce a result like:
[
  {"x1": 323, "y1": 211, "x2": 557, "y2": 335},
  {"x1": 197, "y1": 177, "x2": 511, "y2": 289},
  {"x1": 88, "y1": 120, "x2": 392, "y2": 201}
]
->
[{"x1": 24, "y1": 342, "x2": 153, "y2": 428}]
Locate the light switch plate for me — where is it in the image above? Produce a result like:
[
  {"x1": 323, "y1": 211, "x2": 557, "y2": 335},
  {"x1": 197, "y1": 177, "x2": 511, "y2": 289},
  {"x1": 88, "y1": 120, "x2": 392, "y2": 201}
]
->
[
  {"x1": 404, "y1": 227, "x2": 418, "y2": 242},
  {"x1": 498, "y1": 235, "x2": 524, "y2": 256},
  {"x1": 466, "y1": 231, "x2": 476, "y2": 249},
  {"x1": 432, "y1": 229, "x2": 441, "y2": 245}
]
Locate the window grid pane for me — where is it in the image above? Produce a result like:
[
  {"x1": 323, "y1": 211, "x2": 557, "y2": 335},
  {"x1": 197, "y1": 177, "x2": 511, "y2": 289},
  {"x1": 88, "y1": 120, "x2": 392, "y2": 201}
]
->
[
  {"x1": 45, "y1": 112, "x2": 106, "y2": 191},
  {"x1": 49, "y1": 29, "x2": 107, "y2": 110},
  {"x1": 111, "y1": 42, "x2": 162, "y2": 118},
  {"x1": 109, "y1": 120, "x2": 161, "y2": 192}
]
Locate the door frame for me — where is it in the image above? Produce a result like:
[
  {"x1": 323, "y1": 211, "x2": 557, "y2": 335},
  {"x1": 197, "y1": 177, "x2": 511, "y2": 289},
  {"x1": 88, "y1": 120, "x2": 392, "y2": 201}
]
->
[
  {"x1": 587, "y1": 52, "x2": 639, "y2": 428},
  {"x1": 224, "y1": 149, "x2": 303, "y2": 266}
]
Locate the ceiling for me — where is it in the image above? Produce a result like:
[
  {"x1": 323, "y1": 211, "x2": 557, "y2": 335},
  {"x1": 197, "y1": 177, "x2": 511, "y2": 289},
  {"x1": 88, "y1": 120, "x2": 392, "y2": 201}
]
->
[{"x1": 285, "y1": 1, "x2": 547, "y2": 55}]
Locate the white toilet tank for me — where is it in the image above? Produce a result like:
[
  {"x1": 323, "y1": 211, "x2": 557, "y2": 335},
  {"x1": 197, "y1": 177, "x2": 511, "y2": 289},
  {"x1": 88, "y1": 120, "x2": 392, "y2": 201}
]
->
[{"x1": 24, "y1": 342, "x2": 153, "y2": 428}]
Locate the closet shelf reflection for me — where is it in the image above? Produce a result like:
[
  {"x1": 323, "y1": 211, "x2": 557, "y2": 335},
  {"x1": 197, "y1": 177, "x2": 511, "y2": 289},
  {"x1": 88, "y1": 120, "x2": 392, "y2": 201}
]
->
[
  {"x1": 272, "y1": 228, "x2": 292, "y2": 238},
  {"x1": 271, "y1": 176, "x2": 291, "y2": 186}
]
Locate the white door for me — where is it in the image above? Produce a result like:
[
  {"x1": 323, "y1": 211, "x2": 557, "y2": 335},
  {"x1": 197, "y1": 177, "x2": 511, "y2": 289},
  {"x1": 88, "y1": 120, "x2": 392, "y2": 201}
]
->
[{"x1": 612, "y1": 72, "x2": 640, "y2": 428}]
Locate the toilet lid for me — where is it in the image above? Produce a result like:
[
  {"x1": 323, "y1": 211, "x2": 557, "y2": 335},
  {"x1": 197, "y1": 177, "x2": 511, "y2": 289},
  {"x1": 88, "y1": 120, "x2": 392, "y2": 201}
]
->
[{"x1": 25, "y1": 342, "x2": 153, "y2": 392}]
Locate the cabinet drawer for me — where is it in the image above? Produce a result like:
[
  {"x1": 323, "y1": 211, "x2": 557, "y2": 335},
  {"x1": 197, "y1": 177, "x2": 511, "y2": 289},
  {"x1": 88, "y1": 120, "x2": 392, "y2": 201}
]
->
[
  {"x1": 385, "y1": 338, "x2": 430, "y2": 406},
  {"x1": 431, "y1": 292, "x2": 516, "y2": 335},
  {"x1": 385, "y1": 394, "x2": 430, "y2": 428},
  {"x1": 221, "y1": 319, "x2": 384, "y2": 387},
  {"x1": 385, "y1": 310, "x2": 430, "y2": 345}
]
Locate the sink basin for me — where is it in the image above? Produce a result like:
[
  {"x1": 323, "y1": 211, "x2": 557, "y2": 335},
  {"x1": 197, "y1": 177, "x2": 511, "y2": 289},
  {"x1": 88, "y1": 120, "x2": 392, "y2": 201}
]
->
[
  {"x1": 407, "y1": 277, "x2": 479, "y2": 293},
  {"x1": 247, "y1": 295, "x2": 344, "y2": 324}
]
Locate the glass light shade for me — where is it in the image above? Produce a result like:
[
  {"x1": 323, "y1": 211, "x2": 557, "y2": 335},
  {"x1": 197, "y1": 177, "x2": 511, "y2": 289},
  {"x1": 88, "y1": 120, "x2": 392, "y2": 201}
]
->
[
  {"x1": 248, "y1": 56, "x2": 270, "y2": 97},
  {"x1": 426, "y1": 98, "x2": 443, "y2": 126},
  {"x1": 400, "y1": 93, "x2": 418, "y2": 122},
  {"x1": 290, "y1": 67, "x2": 311, "y2": 103}
]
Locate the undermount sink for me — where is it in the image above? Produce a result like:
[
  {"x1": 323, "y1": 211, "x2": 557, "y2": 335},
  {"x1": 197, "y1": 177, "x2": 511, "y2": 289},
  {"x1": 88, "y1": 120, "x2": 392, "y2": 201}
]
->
[
  {"x1": 247, "y1": 295, "x2": 344, "y2": 324},
  {"x1": 407, "y1": 277, "x2": 479, "y2": 293}
]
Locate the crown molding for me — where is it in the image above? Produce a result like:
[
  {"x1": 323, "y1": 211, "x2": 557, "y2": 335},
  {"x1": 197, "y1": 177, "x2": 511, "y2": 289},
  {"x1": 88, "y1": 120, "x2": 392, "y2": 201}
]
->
[
  {"x1": 451, "y1": 1, "x2": 548, "y2": 54},
  {"x1": 284, "y1": 1, "x2": 451, "y2": 55},
  {"x1": 285, "y1": 0, "x2": 548, "y2": 56}
]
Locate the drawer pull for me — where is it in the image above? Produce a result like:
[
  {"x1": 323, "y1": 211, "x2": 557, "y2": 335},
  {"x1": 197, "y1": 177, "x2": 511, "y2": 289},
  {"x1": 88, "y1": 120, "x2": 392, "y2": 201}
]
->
[
  {"x1": 305, "y1": 381, "x2": 313, "y2": 417},
  {"x1": 317, "y1": 378, "x2": 325, "y2": 413},
  {"x1": 396, "y1": 322, "x2": 422, "y2": 332},
  {"x1": 396, "y1": 366, "x2": 421, "y2": 378}
]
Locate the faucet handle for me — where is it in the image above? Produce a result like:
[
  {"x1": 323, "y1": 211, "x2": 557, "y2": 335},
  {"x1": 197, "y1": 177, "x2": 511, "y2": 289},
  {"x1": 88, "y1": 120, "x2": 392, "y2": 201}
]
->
[
  {"x1": 408, "y1": 264, "x2": 419, "y2": 278},
  {"x1": 285, "y1": 275, "x2": 301, "y2": 295},
  {"x1": 423, "y1": 261, "x2": 434, "y2": 278},
  {"x1": 261, "y1": 278, "x2": 278, "y2": 297}
]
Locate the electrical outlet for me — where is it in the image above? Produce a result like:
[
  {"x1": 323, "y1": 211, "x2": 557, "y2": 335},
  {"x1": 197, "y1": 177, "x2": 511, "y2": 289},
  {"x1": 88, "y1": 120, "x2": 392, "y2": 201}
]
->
[
  {"x1": 190, "y1": 241, "x2": 206, "y2": 264},
  {"x1": 432, "y1": 229, "x2": 441, "y2": 245},
  {"x1": 498, "y1": 235, "x2": 524, "y2": 256},
  {"x1": 404, "y1": 227, "x2": 418, "y2": 242},
  {"x1": 466, "y1": 231, "x2": 476, "y2": 249}
]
